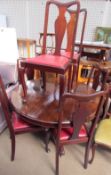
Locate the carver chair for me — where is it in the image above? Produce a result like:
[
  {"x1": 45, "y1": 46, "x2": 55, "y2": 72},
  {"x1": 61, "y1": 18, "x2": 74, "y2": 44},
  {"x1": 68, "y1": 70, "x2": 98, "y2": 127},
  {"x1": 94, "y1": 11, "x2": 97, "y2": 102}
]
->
[
  {"x1": 19, "y1": 0, "x2": 80, "y2": 99},
  {"x1": 55, "y1": 87, "x2": 108, "y2": 175},
  {"x1": 50, "y1": 64, "x2": 109, "y2": 175},
  {"x1": 0, "y1": 74, "x2": 44, "y2": 161}
]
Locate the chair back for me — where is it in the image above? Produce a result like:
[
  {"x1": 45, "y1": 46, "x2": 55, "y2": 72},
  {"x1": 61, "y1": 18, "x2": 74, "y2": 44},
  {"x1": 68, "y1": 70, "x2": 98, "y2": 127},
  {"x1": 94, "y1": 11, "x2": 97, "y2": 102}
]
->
[
  {"x1": 66, "y1": 8, "x2": 87, "y2": 55},
  {"x1": 42, "y1": 0, "x2": 80, "y2": 58},
  {"x1": 0, "y1": 75, "x2": 14, "y2": 135},
  {"x1": 58, "y1": 89, "x2": 108, "y2": 141}
]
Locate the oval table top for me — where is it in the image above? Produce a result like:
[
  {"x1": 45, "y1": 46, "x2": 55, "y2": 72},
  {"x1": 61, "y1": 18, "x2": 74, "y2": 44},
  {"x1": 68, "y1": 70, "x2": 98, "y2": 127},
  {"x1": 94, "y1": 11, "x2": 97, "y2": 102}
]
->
[{"x1": 10, "y1": 81, "x2": 101, "y2": 128}]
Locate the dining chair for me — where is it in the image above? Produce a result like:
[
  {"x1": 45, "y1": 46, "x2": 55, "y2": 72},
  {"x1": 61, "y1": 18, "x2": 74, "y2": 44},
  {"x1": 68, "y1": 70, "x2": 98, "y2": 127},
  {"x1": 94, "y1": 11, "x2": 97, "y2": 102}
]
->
[
  {"x1": 35, "y1": 7, "x2": 87, "y2": 89},
  {"x1": 55, "y1": 87, "x2": 108, "y2": 175},
  {"x1": 0, "y1": 74, "x2": 44, "y2": 161},
  {"x1": 19, "y1": 0, "x2": 80, "y2": 99},
  {"x1": 49, "y1": 64, "x2": 109, "y2": 175},
  {"x1": 61, "y1": 8, "x2": 87, "y2": 88},
  {"x1": 88, "y1": 84, "x2": 111, "y2": 164}
]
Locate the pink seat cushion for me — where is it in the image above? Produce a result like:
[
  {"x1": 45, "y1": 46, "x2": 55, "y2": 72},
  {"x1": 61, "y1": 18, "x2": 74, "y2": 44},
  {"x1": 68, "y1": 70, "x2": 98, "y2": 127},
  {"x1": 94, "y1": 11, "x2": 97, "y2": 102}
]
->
[
  {"x1": 54, "y1": 125, "x2": 87, "y2": 141},
  {"x1": 25, "y1": 54, "x2": 70, "y2": 69},
  {"x1": 12, "y1": 112, "x2": 30, "y2": 130},
  {"x1": 61, "y1": 51, "x2": 80, "y2": 61}
]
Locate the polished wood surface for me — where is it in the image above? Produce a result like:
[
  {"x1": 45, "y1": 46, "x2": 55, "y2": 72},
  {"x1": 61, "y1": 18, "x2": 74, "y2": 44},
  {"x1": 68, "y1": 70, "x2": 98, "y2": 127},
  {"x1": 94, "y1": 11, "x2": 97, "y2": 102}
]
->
[{"x1": 10, "y1": 81, "x2": 100, "y2": 127}]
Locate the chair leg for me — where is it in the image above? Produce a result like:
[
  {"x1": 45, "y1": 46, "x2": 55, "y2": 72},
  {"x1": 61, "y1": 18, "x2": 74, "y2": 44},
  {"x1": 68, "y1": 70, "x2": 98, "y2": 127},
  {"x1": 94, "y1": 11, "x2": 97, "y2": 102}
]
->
[
  {"x1": 89, "y1": 143, "x2": 97, "y2": 164},
  {"x1": 56, "y1": 143, "x2": 60, "y2": 175},
  {"x1": 59, "y1": 74, "x2": 65, "y2": 101},
  {"x1": 54, "y1": 74, "x2": 58, "y2": 100},
  {"x1": 18, "y1": 67, "x2": 27, "y2": 99},
  {"x1": 11, "y1": 135, "x2": 15, "y2": 161},
  {"x1": 59, "y1": 145, "x2": 65, "y2": 156},
  {"x1": 45, "y1": 129, "x2": 51, "y2": 152},
  {"x1": 26, "y1": 68, "x2": 34, "y2": 80},
  {"x1": 84, "y1": 140, "x2": 93, "y2": 169},
  {"x1": 67, "y1": 65, "x2": 72, "y2": 92},
  {"x1": 84, "y1": 143, "x2": 89, "y2": 169},
  {"x1": 84, "y1": 140, "x2": 97, "y2": 168},
  {"x1": 71, "y1": 63, "x2": 78, "y2": 89},
  {"x1": 41, "y1": 71, "x2": 46, "y2": 91}
]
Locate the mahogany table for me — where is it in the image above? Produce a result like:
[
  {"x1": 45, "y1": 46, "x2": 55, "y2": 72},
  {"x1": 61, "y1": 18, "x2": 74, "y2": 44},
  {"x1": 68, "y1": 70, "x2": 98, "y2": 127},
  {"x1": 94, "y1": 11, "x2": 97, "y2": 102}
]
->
[{"x1": 10, "y1": 82, "x2": 99, "y2": 128}]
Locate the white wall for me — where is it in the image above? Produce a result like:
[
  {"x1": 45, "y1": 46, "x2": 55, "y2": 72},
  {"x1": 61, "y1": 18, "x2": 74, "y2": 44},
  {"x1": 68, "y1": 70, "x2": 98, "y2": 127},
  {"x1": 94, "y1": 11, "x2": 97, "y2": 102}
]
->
[{"x1": 0, "y1": 0, "x2": 111, "y2": 42}]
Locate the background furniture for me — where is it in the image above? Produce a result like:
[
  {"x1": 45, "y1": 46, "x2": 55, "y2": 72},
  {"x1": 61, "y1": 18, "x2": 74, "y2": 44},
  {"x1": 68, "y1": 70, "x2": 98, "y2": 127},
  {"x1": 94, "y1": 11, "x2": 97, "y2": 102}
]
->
[
  {"x1": 38, "y1": 33, "x2": 55, "y2": 54},
  {"x1": 76, "y1": 27, "x2": 111, "y2": 83},
  {"x1": 76, "y1": 41, "x2": 111, "y2": 61},
  {"x1": 17, "y1": 38, "x2": 39, "y2": 80},
  {"x1": 76, "y1": 41, "x2": 111, "y2": 83},
  {"x1": 17, "y1": 38, "x2": 36, "y2": 58}
]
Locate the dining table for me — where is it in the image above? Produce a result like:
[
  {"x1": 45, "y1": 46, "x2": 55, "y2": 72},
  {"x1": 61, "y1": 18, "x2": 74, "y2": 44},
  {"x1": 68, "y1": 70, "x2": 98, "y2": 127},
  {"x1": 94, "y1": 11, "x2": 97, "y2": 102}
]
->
[{"x1": 10, "y1": 81, "x2": 101, "y2": 129}]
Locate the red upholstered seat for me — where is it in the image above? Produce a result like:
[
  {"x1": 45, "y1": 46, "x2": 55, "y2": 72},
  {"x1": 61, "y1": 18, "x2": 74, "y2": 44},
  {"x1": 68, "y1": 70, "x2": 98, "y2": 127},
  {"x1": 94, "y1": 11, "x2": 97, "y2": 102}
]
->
[
  {"x1": 61, "y1": 50, "x2": 80, "y2": 61},
  {"x1": 54, "y1": 125, "x2": 87, "y2": 141},
  {"x1": 25, "y1": 54, "x2": 70, "y2": 69},
  {"x1": 12, "y1": 112, "x2": 30, "y2": 130}
]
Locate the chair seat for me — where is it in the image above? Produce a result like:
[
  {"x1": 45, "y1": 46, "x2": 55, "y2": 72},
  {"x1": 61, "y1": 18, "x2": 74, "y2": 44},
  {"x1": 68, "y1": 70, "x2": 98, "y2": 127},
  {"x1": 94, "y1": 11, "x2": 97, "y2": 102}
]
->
[
  {"x1": 61, "y1": 51, "x2": 80, "y2": 62},
  {"x1": 12, "y1": 112, "x2": 31, "y2": 130},
  {"x1": 54, "y1": 125, "x2": 87, "y2": 141},
  {"x1": 95, "y1": 118, "x2": 111, "y2": 147},
  {"x1": 25, "y1": 54, "x2": 70, "y2": 69}
]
